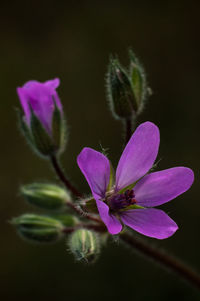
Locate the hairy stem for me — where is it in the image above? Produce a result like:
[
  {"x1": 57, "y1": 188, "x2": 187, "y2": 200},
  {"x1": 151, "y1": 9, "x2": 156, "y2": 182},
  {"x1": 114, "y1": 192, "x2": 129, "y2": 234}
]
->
[
  {"x1": 50, "y1": 155, "x2": 102, "y2": 224},
  {"x1": 120, "y1": 232, "x2": 200, "y2": 290},
  {"x1": 50, "y1": 155, "x2": 83, "y2": 198},
  {"x1": 66, "y1": 201, "x2": 102, "y2": 224}
]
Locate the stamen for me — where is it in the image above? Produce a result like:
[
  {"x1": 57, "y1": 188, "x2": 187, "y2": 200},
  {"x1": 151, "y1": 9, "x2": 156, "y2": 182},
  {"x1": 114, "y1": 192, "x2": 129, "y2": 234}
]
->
[{"x1": 107, "y1": 189, "x2": 137, "y2": 212}]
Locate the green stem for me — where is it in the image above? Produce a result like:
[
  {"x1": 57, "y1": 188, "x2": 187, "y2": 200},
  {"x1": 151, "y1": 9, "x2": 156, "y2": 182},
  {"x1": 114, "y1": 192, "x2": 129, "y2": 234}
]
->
[{"x1": 120, "y1": 231, "x2": 200, "y2": 290}]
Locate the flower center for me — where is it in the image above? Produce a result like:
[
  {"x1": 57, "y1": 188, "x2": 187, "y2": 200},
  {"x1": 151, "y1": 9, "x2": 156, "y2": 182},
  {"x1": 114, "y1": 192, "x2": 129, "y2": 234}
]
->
[{"x1": 107, "y1": 189, "x2": 137, "y2": 212}]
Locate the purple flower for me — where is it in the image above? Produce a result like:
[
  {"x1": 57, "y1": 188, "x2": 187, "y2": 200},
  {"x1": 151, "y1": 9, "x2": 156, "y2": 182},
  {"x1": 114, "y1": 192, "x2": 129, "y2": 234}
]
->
[
  {"x1": 17, "y1": 78, "x2": 62, "y2": 135},
  {"x1": 77, "y1": 122, "x2": 194, "y2": 239}
]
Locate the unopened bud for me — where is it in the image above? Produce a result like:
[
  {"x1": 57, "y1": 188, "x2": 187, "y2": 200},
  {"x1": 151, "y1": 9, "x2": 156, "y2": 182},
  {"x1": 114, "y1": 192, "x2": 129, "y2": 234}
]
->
[
  {"x1": 106, "y1": 57, "x2": 138, "y2": 120},
  {"x1": 17, "y1": 79, "x2": 67, "y2": 158},
  {"x1": 68, "y1": 229, "x2": 100, "y2": 263},
  {"x1": 12, "y1": 214, "x2": 64, "y2": 243},
  {"x1": 20, "y1": 183, "x2": 70, "y2": 210}
]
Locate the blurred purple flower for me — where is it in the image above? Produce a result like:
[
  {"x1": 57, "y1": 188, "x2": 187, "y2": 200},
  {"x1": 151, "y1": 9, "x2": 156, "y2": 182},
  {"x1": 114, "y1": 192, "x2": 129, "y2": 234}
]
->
[
  {"x1": 17, "y1": 78, "x2": 62, "y2": 135},
  {"x1": 77, "y1": 122, "x2": 194, "y2": 239}
]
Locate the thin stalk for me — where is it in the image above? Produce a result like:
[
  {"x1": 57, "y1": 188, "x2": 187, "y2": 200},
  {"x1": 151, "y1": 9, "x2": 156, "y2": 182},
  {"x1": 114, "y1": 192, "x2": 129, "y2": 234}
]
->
[
  {"x1": 50, "y1": 155, "x2": 83, "y2": 198},
  {"x1": 124, "y1": 116, "x2": 136, "y2": 145},
  {"x1": 120, "y1": 231, "x2": 200, "y2": 290},
  {"x1": 66, "y1": 201, "x2": 102, "y2": 224},
  {"x1": 50, "y1": 155, "x2": 102, "y2": 224},
  {"x1": 62, "y1": 223, "x2": 106, "y2": 234},
  {"x1": 124, "y1": 118, "x2": 132, "y2": 144}
]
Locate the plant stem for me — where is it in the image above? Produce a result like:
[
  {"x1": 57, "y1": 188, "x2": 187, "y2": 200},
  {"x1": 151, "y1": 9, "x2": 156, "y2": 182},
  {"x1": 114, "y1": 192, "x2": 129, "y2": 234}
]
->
[
  {"x1": 50, "y1": 155, "x2": 102, "y2": 224},
  {"x1": 63, "y1": 223, "x2": 106, "y2": 234},
  {"x1": 124, "y1": 116, "x2": 136, "y2": 144},
  {"x1": 50, "y1": 155, "x2": 83, "y2": 198},
  {"x1": 124, "y1": 118, "x2": 132, "y2": 144},
  {"x1": 66, "y1": 201, "x2": 102, "y2": 224},
  {"x1": 120, "y1": 231, "x2": 200, "y2": 290}
]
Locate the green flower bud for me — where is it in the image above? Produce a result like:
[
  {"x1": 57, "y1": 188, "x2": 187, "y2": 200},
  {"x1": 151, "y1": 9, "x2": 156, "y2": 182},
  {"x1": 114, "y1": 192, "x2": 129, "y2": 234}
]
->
[
  {"x1": 68, "y1": 229, "x2": 100, "y2": 263},
  {"x1": 20, "y1": 183, "x2": 70, "y2": 210},
  {"x1": 106, "y1": 57, "x2": 138, "y2": 120},
  {"x1": 12, "y1": 214, "x2": 65, "y2": 243}
]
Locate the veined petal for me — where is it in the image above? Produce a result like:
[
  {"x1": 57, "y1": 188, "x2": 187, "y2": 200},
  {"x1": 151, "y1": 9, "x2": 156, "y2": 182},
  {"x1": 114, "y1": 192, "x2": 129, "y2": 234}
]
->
[
  {"x1": 121, "y1": 208, "x2": 178, "y2": 239},
  {"x1": 77, "y1": 148, "x2": 110, "y2": 199},
  {"x1": 116, "y1": 122, "x2": 160, "y2": 191},
  {"x1": 134, "y1": 167, "x2": 194, "y2": 207},
  {"x1": 96, "y1": 200, "x2": 122, "y2": 234}
]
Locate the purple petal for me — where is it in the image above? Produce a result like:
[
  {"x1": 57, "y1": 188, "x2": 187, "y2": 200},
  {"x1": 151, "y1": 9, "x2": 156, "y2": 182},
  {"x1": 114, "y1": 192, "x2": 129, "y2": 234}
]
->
[
  {"x1": 121, "y1": 208, "x2": 178, "y2": 239},
  {"x1": 17, "y1": 79, "x2": 61, "y2": 134},
  {"x1": 17, "y1": 87, "x2": 31, "y2": 126},
  {"x1": 134, "y1": 167, "x2": 194, "y2": 207},
  {"x1": 45, "y1": 78, "x2": 62, "y2": 112},
  {"x1": 96, "y1": 200, "x2": 122, "y2": 234},
  {"x1": 77, "y1": 147, "x2": 110, "y2": 199},
  {"x1": 116, "y1": 122, "x2": 160, "y2": 191},
  {"x1": 44, "y1": 78, "x2": 60, "y2": 89}
]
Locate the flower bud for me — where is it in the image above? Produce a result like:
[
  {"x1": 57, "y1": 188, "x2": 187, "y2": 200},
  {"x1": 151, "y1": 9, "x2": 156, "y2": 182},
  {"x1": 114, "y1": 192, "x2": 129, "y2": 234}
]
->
[
  {"x1": 129, "y1": 49, "x2": 148, "y2": 113},
  {"x1": 20, "y1": 183, "x2": 71, "y2": 210},
  {"x1": 12, "y1": 214, "x2": 65, "y2": 243},
  {"x1": 17, "y1": 78, "x2": 67, "y2": 158},
  {"x1": 106, "y1": 57, "x2": 138, "y2": 120},
  {"x1": 68, "y1": 229, "x2": 100, "y2": 263}
]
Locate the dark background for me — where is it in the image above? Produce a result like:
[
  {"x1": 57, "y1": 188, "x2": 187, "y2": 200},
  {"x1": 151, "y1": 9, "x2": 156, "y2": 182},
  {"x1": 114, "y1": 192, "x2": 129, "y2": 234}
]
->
[{"x1": 1, "y1": 1, "x2": 200, "y2": 300}]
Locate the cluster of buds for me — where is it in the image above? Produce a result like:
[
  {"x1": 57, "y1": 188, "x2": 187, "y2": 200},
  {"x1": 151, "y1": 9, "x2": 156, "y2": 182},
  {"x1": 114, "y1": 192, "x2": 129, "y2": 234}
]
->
[
  {"x1": 106, "y1": 49, "x2": 149, "y2": 121},
  {"x1": 13, "y1": 78, "x2": 103, "y2": 263},
  {"x1": 12, "y1": 181, "x2": 101, "y2": 262}
]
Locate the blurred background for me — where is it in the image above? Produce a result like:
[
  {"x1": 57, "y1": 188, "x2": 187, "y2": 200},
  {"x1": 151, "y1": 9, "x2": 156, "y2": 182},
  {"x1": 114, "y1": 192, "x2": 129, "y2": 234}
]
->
[{"x1": 1, "y1": 0, "x2": 200, "y2": 300}]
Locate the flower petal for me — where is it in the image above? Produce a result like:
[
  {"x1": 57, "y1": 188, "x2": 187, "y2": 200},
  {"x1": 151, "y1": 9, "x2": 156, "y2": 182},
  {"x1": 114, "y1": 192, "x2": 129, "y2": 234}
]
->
[
  {"x1": 77, "y1": 147, "x2": 110, "y2": 199},
  {"x1": 96, "y1": 200, "x2": 122, "y2": 234},
  {"x1": 17, "y1": 79, "x2": 61, "y2": 134},
  {"x1": 17, "y1": 87, "x2": 31, "y2": 125},
  {"x1": 116, "y1": 122, "x2": 160, "y2": 191},
  {"x1": 121, "y1": 208, "x2": 178, "y2": 239},
  {"x1": 45, "y1": 78, "x2": 60, "y2": 89},
  {"x1": 45, "y1": 78, "x2": 62, "y2": 112},
  {"x1": 134, "y1": 167, "x2": 194, "y2": 207}
]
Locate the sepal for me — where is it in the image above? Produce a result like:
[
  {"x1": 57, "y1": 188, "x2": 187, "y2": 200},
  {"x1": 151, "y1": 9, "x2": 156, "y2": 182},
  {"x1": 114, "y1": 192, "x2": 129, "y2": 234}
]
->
[
  {"x1": 30, "y1": 110, "x2": 55, "y2": 157},
  {"x1": 52, "y1": 102, "x2": 67, "y2": 155},
  {"x1": 129, "y1": 49, "x2": 148, "y2": 113}
]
